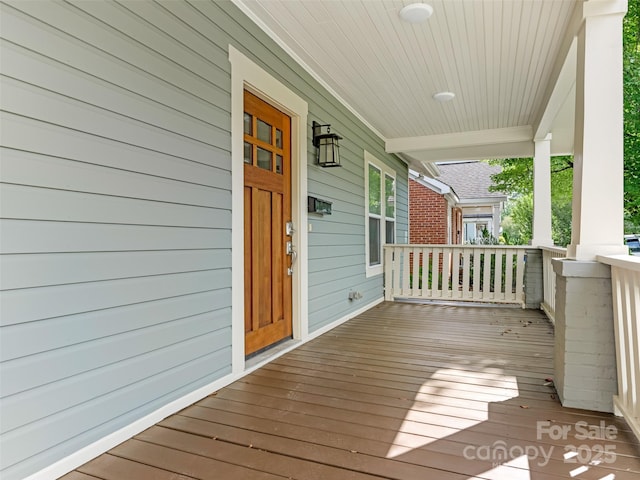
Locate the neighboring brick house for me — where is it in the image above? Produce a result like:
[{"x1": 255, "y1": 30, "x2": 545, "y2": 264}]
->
[
  {"x1": 409, "y1": 172, "x2": 463, "y2": 245},
  {"x1": 409, "y1": 161, "x2": 507, "y2": 245}
]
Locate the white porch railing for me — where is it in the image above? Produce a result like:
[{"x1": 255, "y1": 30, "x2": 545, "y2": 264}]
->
[
  {"x1": 541, "y1": 246, "x2": 567, "y2": 324},
  {"x1": 384, "y1": 245, "x2": 527, "y2": 306},
  {"x1": 598, "y1": 254, "x2": 640, "y2": 441}
]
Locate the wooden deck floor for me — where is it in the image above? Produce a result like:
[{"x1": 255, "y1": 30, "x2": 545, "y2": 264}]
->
[{"x1": 63, "y1": 302, "x2": 640, "y2": 480}]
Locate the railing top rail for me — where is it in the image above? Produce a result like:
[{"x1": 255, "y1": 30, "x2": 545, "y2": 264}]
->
[
  {"x1": 383, "y1": 244, "x2": 531, "y2": 250},
  {"x1": 539, "y1": 245, "x2": 568, "y2": 254},
  {"x1": 597, "y1": 254, "x2": 640, "y2": 272}
]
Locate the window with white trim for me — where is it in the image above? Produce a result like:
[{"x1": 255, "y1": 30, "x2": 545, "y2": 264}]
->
[{"x1": 365, "y1": 152, "x2": 395, "y2": 276}]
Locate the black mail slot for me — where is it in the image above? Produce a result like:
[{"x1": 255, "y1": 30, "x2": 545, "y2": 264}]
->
[{"x1": 308, "y1": 196, "x2": 332, "y2": 215}]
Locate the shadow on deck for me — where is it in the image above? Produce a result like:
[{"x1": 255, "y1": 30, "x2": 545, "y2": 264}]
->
[{"x1": 63, "y1": 302, "x2": 640, "y2": 480}]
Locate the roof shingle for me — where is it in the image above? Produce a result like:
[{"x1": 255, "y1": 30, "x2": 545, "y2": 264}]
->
[{"x1": 436, "y1": 161, "x2": 506, "y2": 200}]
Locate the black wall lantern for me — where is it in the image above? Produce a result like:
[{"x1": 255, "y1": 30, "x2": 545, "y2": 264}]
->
[{"x1": 312, "y1": 121, "x2": 342, "y2": 168}]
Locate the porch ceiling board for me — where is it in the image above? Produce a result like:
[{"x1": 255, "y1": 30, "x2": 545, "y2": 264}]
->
[
  {"x1": 234, "y1": 0, "x2": 579, "y2": 163},
  {"x1": 65, "y1": 302, "x2": 640, "y2": 480}
]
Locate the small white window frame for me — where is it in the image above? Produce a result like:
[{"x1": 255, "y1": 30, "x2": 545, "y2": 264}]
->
[{"x1": 365, "y1": 151, "x2": 396, "y2": 277}]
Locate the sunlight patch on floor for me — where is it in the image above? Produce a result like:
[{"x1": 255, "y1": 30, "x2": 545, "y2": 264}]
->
[{"x1": 386, "y1": 367, "x2": 519, "y2": 458}]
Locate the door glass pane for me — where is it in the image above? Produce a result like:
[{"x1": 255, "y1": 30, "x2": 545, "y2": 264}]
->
[
  {"x1": 257, "y1": 147, "x2": 272, "y2": 170},
  {"x1": 244, "y1": 141, "x2": 252, "y2": 164},
  {"x1": 368, "y1": 164, "x2": 381, "y2": 215},
  {"x1": 244, "y1": 113, "x2": 252, "y2": 135},
  {"x1": 257, "y1": 119, "x2": 272, "y2": 144},
  {"x1": 386, "y1": 220, "x2": 395, "y2": 244},
  {"x1": 275, "y1": 128, "x2": 283, "y2": 148},
  {"x1": 276, "y1": 155, "x2": 283, "y2": 174},
  {"x1": 369, "y1": 217, "x2": 381, "y2": 265},
  {"x1": 385, "y1": 174, "x2": 395, "y2": 218}
]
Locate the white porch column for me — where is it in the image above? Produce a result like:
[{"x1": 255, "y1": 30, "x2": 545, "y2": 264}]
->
[
  {"x1": 553, "y1": 0, "x2": 628, "y2": 414},
  {"x1": 568, "y1": 2, "x2": 628, "y2": 260},
  {"x1": 531, "y1": 134, "x2": 554, "y2": 247}
]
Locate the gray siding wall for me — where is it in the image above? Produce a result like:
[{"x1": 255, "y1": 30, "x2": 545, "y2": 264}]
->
[
  {"x1": 307, "y1": 148, "x2": 408, "y2": 332},
  {"x1": 0, "y1": 1, "x2": 407, "y2": 478}
]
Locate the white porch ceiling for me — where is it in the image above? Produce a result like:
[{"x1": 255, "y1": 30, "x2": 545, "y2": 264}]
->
[{"x1": 235, "y1": 0, "x2": 583, "y2": 171}]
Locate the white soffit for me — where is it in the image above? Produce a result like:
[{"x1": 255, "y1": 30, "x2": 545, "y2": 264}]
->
[{"x1": 236, "y1": 0, "x2": 580, "y2": 161}]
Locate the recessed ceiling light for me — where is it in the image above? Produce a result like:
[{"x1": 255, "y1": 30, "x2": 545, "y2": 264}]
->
[
  {"x1": 399, "y1": 3, "x2": 434, "y2": 23},
  {"x1": 433, "y1": 91, "x2": 455, "y2": 102}
]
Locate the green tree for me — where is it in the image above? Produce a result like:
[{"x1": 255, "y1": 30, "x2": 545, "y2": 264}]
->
[
  {"x1": 624, "y1": 0, "x2": 640, "y2": 229},
  {"x1": 489, "y1": 157, "x2": 573, "y2": 246},
  {"x1": 499, "y1": 193, "x2": 533, "y2": 245}
]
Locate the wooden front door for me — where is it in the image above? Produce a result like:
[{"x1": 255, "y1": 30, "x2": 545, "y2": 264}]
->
[{"x1": 243, "y1": 90, "x2": 293, "y2": 356}]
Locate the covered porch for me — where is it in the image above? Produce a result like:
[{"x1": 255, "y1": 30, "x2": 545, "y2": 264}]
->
[
  {"x1": 64, "y1": 302, "x2": 640, "y2": 480},
  {"x1": 2, "y1": 1, "x2": 638, "y2": 479}
]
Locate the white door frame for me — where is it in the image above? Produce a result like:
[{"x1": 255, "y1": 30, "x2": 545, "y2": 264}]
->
[{"x1": 229, "y1": 45, "x2": 309, "y2": 374}]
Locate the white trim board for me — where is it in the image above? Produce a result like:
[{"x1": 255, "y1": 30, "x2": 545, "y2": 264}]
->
[
  {"x1": 23, "y1": 296, "x2": 384, "y2": 480},
  {"x1": 364, "y1": 150, "x2": 395, "y2": 278},
  {"x1": 228, "y1": 45, "x2": 309, "y2": 375}
]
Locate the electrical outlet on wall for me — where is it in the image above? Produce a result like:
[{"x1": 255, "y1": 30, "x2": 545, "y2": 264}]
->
[{"x1": 348, "y1": 291, "x2": 363, "y2": 301}]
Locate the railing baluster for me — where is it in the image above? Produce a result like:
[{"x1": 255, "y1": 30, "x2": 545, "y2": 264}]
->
[
  {"x1": 384, "y1": 246, "x2": 393, "y2": 301},
  {"x1": 433, "y1": 247, "x2": 439, "y2": 297},
  {"x1": 425, "y1": 247, "x2": 440, "y2": 298},
  {"x1": 462, "y1": 249, "x2": 471, "y2": 299},
  {"x1": 611, "y1": 267, "x2": 627, "y2": 408},
  {"x1": 420, "y1": 247, "x2": 429, "y2": 297},
  {"x1": 515, "y1": 249, "x2": 525, "y2": 305},
  {"x1": 621, "y1": 267, "x2": 638, "y2": 417},
  {"x1": 483, "y1": 249, "x2": 492, "y2": 301},
  {"x1": 505, "y1": 250, "x2": 514, "y2": 302},
  {"x1": 452, "y1": 248, "x2": 461, "y2": 299},
  {"x1": 442, "y1": 248, "x2": 451, "y2": 299},
  {"x1": 392, "y1": 247, "x2": 401, "y2": 300},
  {"x1": 400, "y1": 246, "x2": 410, "y2": 297},
  {"x1": 494, "y1": 250, "x2": 503, "y2": 300},
  {"x1": 628, "y1": 269, "x2": 640, "y2": 417},
  {"x1": 472, "y1": 248, "x2": 482, "y2": 301},
  {"x1": 411, "y1": 246, "x2": 420, "y2": 297}
]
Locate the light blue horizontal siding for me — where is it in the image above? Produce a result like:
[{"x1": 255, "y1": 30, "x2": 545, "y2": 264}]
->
[
  {"x1": 0, "y1": 1, "x2": 408, "y2": 478},
  {"x1": 0, "y1": 0, "x2": 235, "y2": 478},
  {"x1": 2, "y1": 148, "x2": 231, "y2": 204},
  {"x1": 1, "y1": 183, "x2": 231, "y2": 226},
  {"x1": 0, "y1": 290, "x2": 231, "y2": 361},
  {"x1": 2, "y1": 346, "x2": 231, "y2": 476},
  {"x1": 2, "y1": 114, "x2": 232, "y2": 179},
  {"x1": 1, "y1": 313, "x2": 230, "y2": 431},
  {"x1": 305, "y1": 143, "x2": 408, "y2": 332},
  {"x1": 2, "y1": 308, "x2": 229, "y2": 397},
  {"x1": 0, "y1": 250, "x2": 230, "y2": 291},
  {"x1": 1, "y1": 269, "x2": 231, "y2": 326},
  {"x1": 0, "y1": 220, "x2": 231, "y2": 254}
]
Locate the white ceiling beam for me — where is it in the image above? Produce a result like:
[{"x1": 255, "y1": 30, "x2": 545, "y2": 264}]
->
[
  {"x1": 582, "y1": 0, "x2": 628, "y2": 18},
  {"x1": 385, "y1": 126, "x2": 533, "y2": 154},
  {"x1": 414, "y1": 141, "x2": 535, "y2": 163}
]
